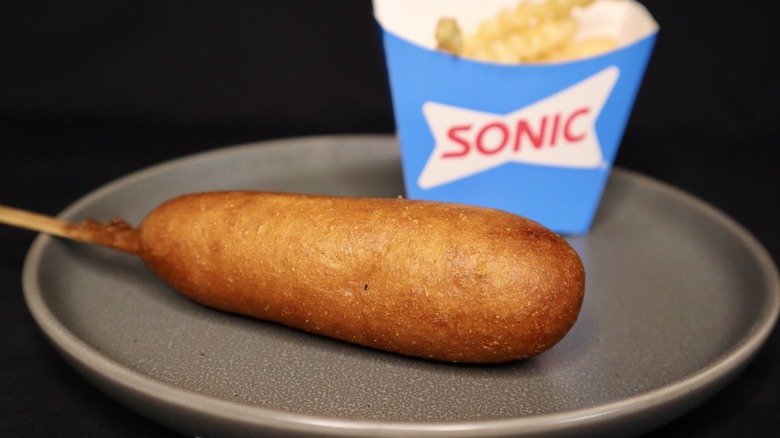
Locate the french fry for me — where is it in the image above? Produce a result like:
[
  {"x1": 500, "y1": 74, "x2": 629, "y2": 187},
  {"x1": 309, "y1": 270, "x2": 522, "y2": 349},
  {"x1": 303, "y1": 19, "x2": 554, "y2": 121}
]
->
[
  {"x1": 435, "y1": 17, "x2": 463, "y2": 54},
  {"x1": 435, "y1": 0, "x2": 617, "y2": 64}
]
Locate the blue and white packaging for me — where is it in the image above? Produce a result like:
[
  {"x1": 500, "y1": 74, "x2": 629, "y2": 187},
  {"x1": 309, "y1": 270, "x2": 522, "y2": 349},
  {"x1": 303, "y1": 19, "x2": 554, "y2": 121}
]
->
[{"x1": 374, "y1": 0, "x2": 658, "y2": 234}]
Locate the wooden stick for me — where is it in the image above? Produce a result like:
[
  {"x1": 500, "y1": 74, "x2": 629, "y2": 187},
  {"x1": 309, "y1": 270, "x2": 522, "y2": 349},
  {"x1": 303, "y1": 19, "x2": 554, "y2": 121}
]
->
[
  {"x1": 0, "y1": 204, "x2": 141, "y2": 254},
  {"x1": 0, "y1": 204, "x2": 74, "y2": 239}
]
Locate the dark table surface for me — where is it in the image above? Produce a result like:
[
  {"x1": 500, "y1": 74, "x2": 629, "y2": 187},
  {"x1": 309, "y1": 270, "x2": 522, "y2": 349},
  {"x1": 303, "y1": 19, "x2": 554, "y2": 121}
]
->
[{"x1": 2, "y1": 1, "x2": 778, "y2": 436}]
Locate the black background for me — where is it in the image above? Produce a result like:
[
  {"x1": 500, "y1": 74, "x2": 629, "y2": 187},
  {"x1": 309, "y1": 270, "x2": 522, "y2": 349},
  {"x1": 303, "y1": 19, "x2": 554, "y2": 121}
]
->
[{"x1": 1, "y1": 1, "x2": 778, "y2": 436}]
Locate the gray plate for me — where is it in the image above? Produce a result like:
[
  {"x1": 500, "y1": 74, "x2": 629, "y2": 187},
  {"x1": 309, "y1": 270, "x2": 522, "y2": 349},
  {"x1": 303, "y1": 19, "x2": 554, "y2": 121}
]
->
[{"x1": 23, "y1": 135, "x2": 779, "y2": 438}]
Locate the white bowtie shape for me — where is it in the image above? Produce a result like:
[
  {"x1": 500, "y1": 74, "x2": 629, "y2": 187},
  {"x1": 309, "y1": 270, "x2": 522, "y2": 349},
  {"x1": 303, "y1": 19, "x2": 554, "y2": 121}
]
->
[{"x1": 418, "y1": 66, "x2": 620, "y2": 189}]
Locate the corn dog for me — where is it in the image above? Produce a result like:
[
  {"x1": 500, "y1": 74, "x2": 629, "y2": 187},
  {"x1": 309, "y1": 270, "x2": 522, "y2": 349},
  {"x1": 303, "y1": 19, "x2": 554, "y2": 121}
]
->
[{"x1": 2, "y1": 191, "x2": 584, "y2": 363}]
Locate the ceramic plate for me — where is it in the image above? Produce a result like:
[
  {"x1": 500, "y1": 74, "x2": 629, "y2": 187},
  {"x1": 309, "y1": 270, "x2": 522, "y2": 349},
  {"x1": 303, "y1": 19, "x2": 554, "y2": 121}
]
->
[{"x1": 23, "y1": 135, "x2": 780, "y2": 437}]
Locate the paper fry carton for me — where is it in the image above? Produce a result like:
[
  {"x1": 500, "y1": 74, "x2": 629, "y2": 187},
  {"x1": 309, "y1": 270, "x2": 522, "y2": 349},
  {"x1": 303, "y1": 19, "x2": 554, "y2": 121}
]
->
[{"x1": 374, "y1": 0, "x2": 658, "y2": 234}]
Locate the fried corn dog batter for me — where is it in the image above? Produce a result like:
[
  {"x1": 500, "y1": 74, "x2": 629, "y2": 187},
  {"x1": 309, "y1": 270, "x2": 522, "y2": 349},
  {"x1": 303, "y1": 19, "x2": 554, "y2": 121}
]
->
[{"x1": 131, "y1": 191, "x2": 584, "y2": 363}]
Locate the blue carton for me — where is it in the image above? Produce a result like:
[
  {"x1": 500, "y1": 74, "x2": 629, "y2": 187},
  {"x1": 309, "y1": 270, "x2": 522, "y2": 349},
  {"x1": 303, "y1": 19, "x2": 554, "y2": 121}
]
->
[{"x1": 374, "y1": 0, "x2": 658, "y2": 234}]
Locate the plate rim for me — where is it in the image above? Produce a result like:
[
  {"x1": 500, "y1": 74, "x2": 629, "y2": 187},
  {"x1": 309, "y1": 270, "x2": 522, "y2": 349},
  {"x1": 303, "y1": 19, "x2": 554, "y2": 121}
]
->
[{"x1": 21, "y1": 134, "x2": 780, "y2": 437}]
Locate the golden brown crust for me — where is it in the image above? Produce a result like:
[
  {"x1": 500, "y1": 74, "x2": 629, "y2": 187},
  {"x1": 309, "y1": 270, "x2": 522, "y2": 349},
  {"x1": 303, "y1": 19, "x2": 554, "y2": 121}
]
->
[{"x1": 138, "y1": 191, "x2": 585, "y2": 363}]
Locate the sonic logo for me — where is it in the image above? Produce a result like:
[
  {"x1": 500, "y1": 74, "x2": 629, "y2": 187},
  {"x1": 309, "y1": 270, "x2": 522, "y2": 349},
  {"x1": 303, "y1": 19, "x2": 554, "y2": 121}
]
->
[
  {"x1": 418, "y1": 66, "x2": 619, "y2": 189},
  {"x1": 441, "y1": 108, "x2": 590, "y2": 158}
]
